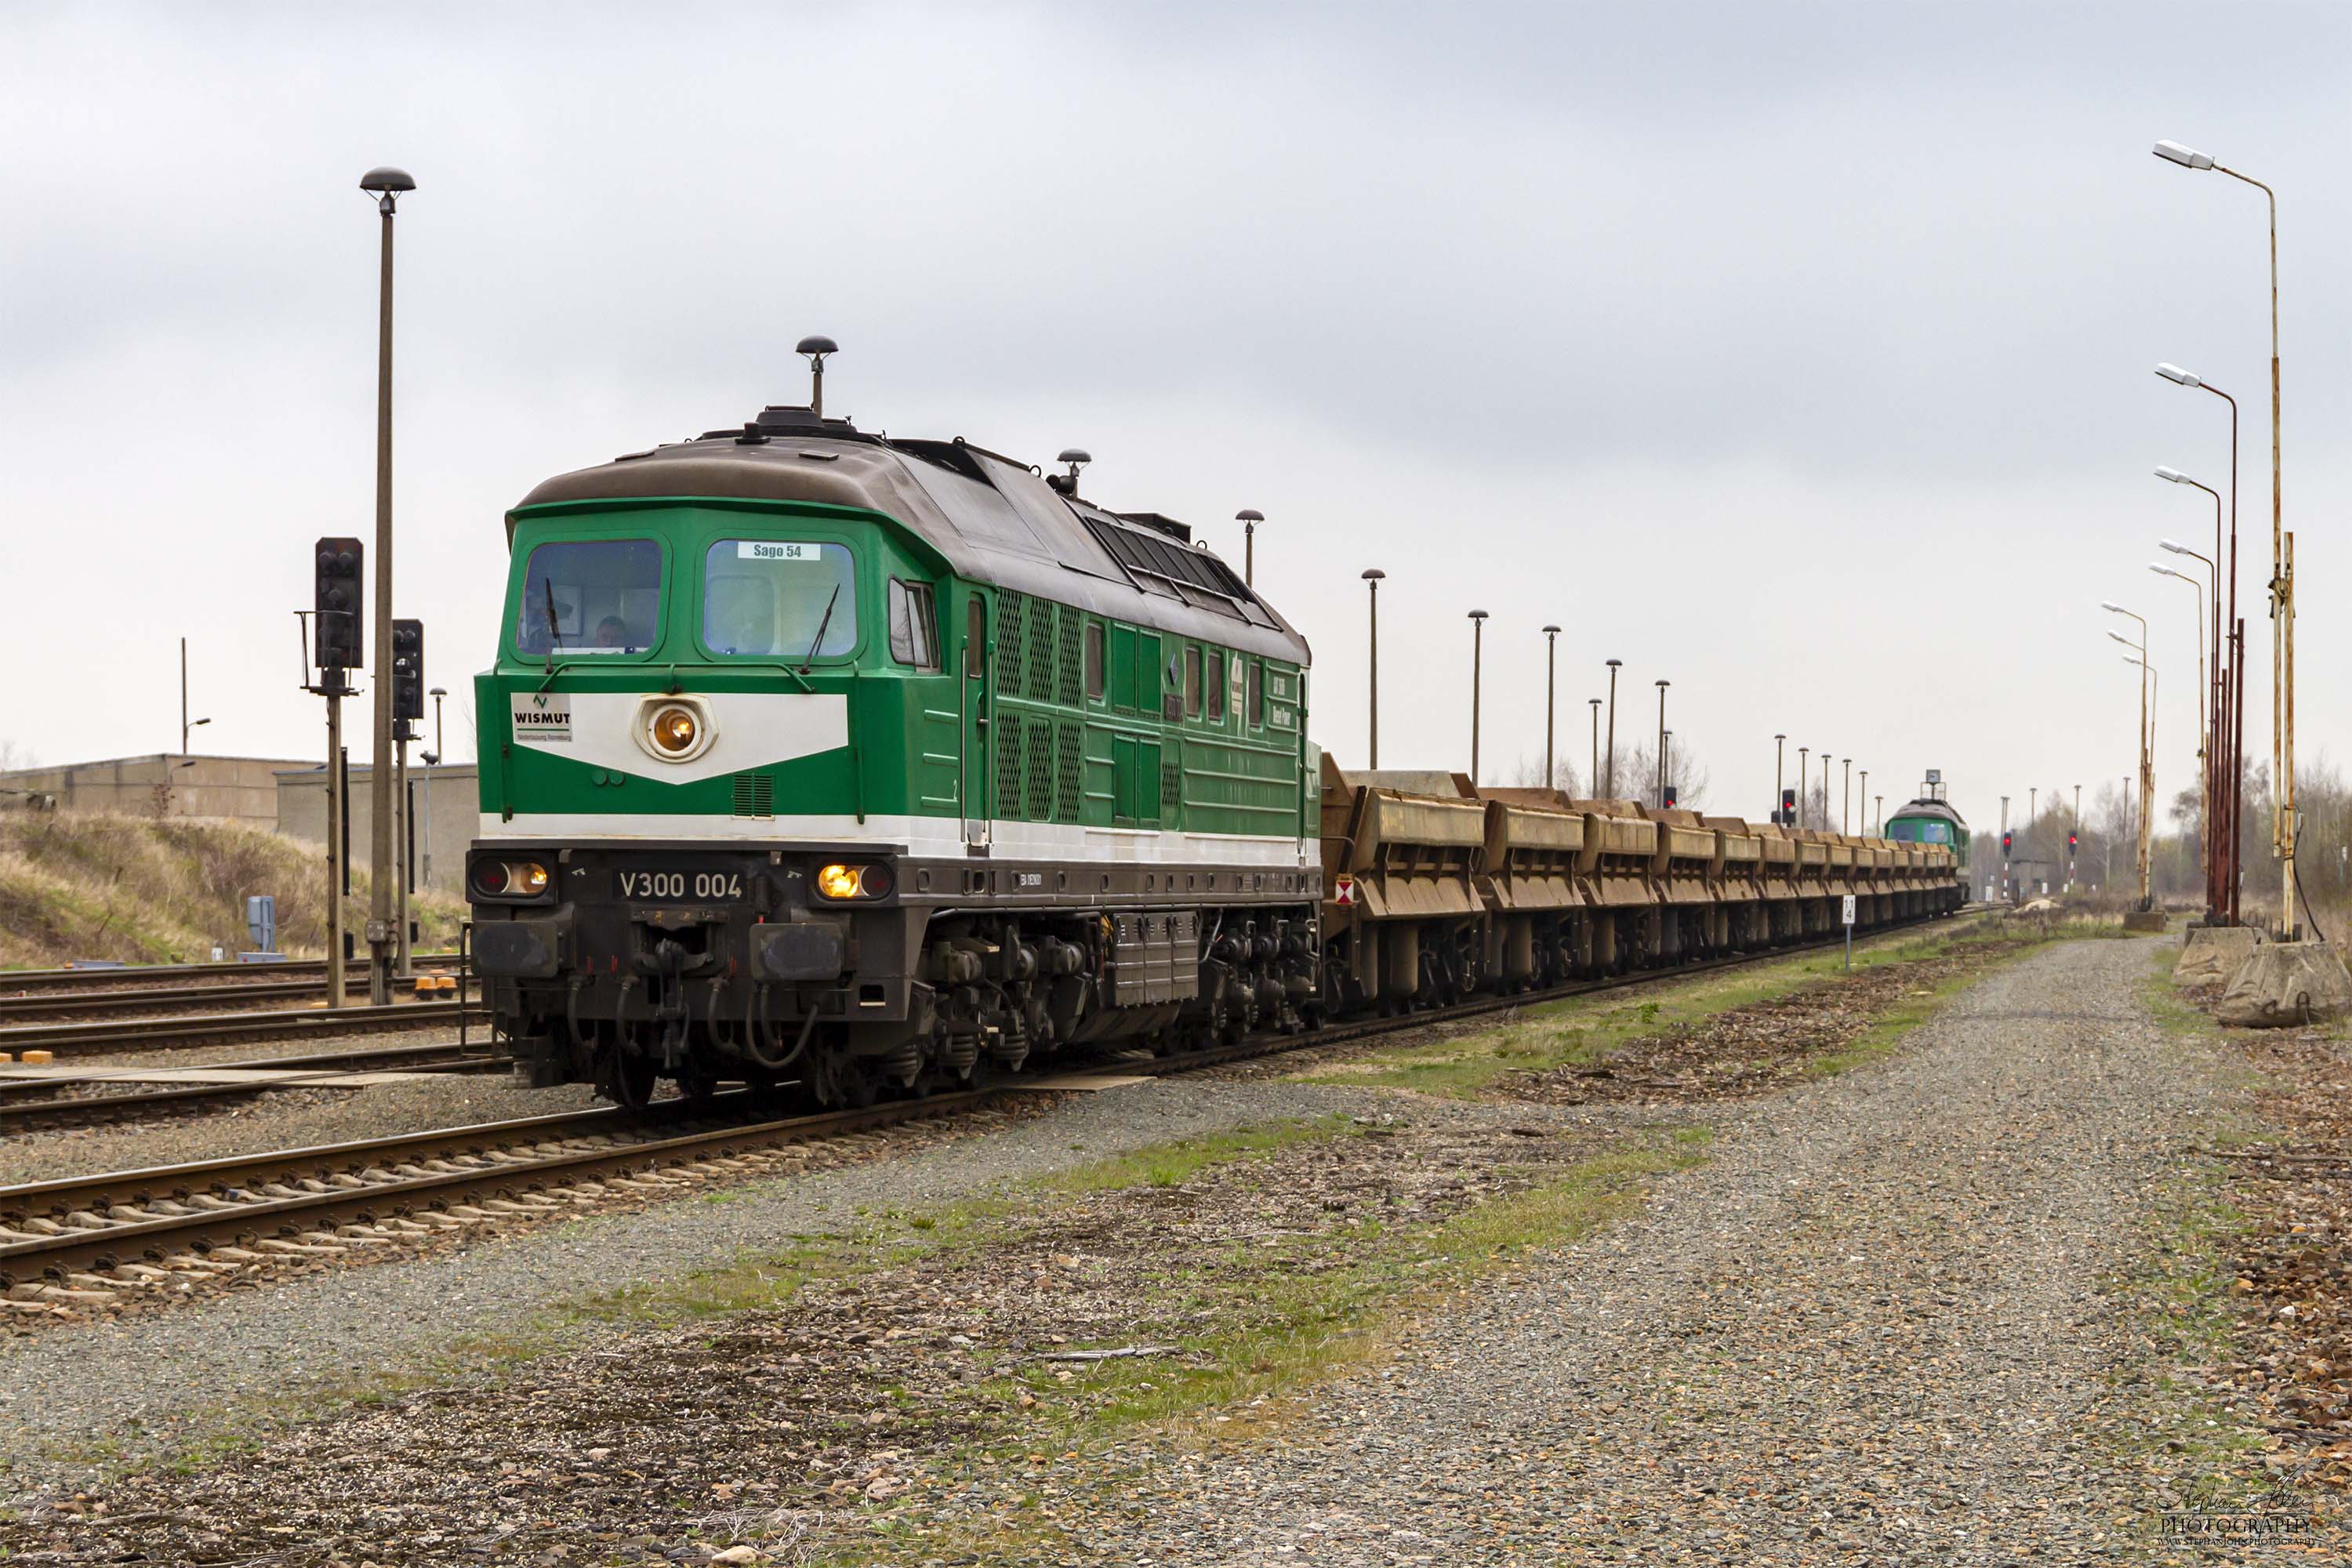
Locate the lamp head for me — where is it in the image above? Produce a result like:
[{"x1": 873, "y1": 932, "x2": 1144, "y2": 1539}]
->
[
  {"x1": 2154, "y1": 362, "x2": 2201, "y2": 388},
  {"x1": 2159, "y1": 539, "x2": 2192, "y2": 556},
  {"x1": 429, "y1": 685, "x2": 447, "y2": 698},
  {"x1": 1361, "y1": 568, "x2": 1385, "y2": 581},
  {"x1": 1468, "y1": 608, "x2": 1489, "y2": 620},
  {"x1": 2154, "y1": 465, "x2": 2188, "y2": 484},
  {"x1": 1236, "y1": 508, "x2": 1263, "y2": 523},
  {"x1": 1606, "y1": 658, "x2": 1621, "y2": 669},
  {"x1": 2100, "y1": 600, "x2": 2126, "y2": 615},
  {"x1": 2148, "y1": 563, "x2": 2182, "y2": 580},
  {"x1": 2152, "y1": 140, "x2": 2215, "y2": 171},
  {"x1": 2107, "y1": 630, "x2": 2136, "y2": 648},
  {"x1": 359, "y1": 166, "x2": 416, "y2": 194}
]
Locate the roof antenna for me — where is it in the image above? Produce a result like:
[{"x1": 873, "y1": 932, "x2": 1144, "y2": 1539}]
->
[
  {"x1": 1050, "y1": 448, "x2": 1091, "y2": 495},
  {"x1": 796, "y1": 335, "x2": 837, "y2": 418}
]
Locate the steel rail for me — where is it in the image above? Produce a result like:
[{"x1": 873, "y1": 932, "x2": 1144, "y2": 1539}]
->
[
  {"x1": 0, "y1": 1000, "x2": 485, "y2": 1059},
  {"x1": 0, "y1": 956, "x2": 459, "y2": 997},
  {"x1": 0, "y1": 1040, "x2": 514, "y2": 1129},
  {"x1": 0, "y1": 977, "x2": 458, "y2": 1024},
  {"x1": 0, "y1": 907, "x2": 1972, "y2": 1290}
]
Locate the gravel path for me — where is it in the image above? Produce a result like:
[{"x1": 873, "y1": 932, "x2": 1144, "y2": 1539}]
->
[
  {"x1": 0, "y1": 1075, "x2": 1464, "y2": 1504},
  {"x1": 1054, "y1": 936, "x2": 2312, "y2": 1563}
]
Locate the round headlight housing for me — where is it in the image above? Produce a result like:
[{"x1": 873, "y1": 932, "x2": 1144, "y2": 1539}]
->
[
  {"x1": 815, "y1": 862, "x2": 862, "y2": 900},
  {"x1": 649, "y1": 705, "x2": 699, "y2": 755}
]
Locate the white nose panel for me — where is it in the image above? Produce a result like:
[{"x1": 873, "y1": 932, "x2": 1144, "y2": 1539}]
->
[{"x1": 507, "y1": 691, "x2": 849, "y2": 785}]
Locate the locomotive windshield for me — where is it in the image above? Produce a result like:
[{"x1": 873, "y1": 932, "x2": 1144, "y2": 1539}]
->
[
  {"x1": 1889, "y1": 818, "x2": 1953, "y2": 844},
  {"x1": 703, "y1": 539, "x2": 858, "y2": 659},
  {"x1": 516, "y1": 539, "x2": 663, "y2": 655}
]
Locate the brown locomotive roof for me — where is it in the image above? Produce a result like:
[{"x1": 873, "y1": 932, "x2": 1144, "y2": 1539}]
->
[{"x1": 511, "y1": 420, "x2": 1312, "y2": 666}]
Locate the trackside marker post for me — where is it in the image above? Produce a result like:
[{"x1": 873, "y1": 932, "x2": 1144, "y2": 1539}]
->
[{"x1": 1842, "y1": 895, "x2": 1857, "y2": 971}]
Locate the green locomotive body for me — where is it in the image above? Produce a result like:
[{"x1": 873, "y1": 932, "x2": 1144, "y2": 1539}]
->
[{"x1": 469, "y1": 400, "x2": 1322, "y2": 1106}]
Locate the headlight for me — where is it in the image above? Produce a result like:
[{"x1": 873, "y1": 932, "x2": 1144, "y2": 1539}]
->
[
  {"x1": 473, "y1": 860, "x2": 550, "y2": 899},
  {"x1": 815, "y1": 863, "x2": 893, "y2": 900},
  {"x1": 648, "y1": 705, "x2": 699, "y2": 755}
]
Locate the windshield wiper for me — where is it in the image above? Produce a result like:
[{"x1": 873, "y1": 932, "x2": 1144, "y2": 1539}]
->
[
  {"x1": 798, "y1": 583, "x2": 842, "y2": 677},
  {"x1": 541, "y1": 579, "x2": 561, "y2": 678}
]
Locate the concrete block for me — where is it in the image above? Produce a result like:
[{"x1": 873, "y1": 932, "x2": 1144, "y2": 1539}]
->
[
  {"x1": 2175, "y1": 924, "x2": 2260, "y2": 985},
  {"x1": 2216, "y1": 940, "x2": 2352, "y2": 1028},
  {"x1": 2122, "y1": 909, "x2": 2167, "y2": 933}
]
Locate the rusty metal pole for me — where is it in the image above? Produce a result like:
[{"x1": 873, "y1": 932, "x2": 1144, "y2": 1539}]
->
[
  {"x1": 1774, "y1": 735, "x2": 1785, "y2": 823},
  {"x1": 1800, "y1": 748, "x2": 1810, "y2": 829},
  {"x1": 1362, "y1": 569, "x2": 1383, "y2": 769}
]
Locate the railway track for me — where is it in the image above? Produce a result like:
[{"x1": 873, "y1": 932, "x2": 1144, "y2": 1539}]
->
[
  {"x1": 0, "y1": 1040, "x2": 515, "y2": 1131},
  {"x1": 0, "y1": 998, "x2": 486, "y2": 1062},
  {"x1": 0, "y1": 912, "x2": 1971, "y2": 1305},
  {"x1": 0, "y1": 975, "x2": 464, "y2": 1025},
  {"x1": 0, "y1": 956, "x2": 458, "y2": 999}
]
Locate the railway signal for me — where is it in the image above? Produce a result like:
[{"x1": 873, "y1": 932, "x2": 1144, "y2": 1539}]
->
[
  {"x1": 2002, "y1": 831, "x2": 2013, "y2": 856},
  {"x1": 313, "y1": 537, "x2": 365, "y2": 670},
  {"x1": 306, "y1": 535, "x2": 364, "y2": 1009},
  {"x1": 391, "y1": 619, "x2": 425, "y2": 734},
  {"x1": 1780, "y1": 787, "x2": 1797, "y2": 826}
]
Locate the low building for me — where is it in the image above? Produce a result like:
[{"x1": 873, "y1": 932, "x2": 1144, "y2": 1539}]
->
[
  {"x1": 274, "y1": 764, "x2": 479, "y2": 894},
  {"x1": 0, "y1": 753, "x2": 307, "y2": 826}
]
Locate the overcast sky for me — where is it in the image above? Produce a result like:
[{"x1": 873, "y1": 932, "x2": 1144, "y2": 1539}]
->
[{"x1": 3, "y1": 1, "x2": 2344, "y2": 842}]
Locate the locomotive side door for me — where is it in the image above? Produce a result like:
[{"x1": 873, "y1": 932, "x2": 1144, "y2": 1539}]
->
[{"x1": 963, "y1": 591, "x2": 991, "y2": 851}]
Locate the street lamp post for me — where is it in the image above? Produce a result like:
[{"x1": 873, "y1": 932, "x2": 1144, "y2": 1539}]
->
[
  {"x1": 1859, "y1": 768, "x2": 1867, "y2": 833},
  {"x1": 1588, "y1": 699, "x2": 1602, "y2": 800},
  {"x1": 1874, "y1": 793, "x2": 1883, "y2": 835},
  {"x1": 2154, "y1": 139, "x2": 2292, "y2": 934},
  {"x1": 1236, "y1": 510, "x2": 1262, "y2": 587},
  {"x1": 179, "y1": 637, "x2": 211, "y2": 754},
  {"x1": 2105, "y1": 601, "x2": 2153, "y2": 909},
  {"x1": 359, "y1": 164, "x2": 414, "y2": 1007},
  {"x1": 1361, "y1": 570, "x2": 1384, "y2": 768},
  {"x1": 1842, "y1": 759, "x2": 1852, "y2": 834},
  {"x1": 1468, "y1": 611, "x2": 1490, "y2": 784},
  {"x1": 1653, "y1": 681, "x2": 1670, "y2": 810},
  {"x1": 2154, "y1": 371, "x2": 2244, "y2": 925},
  {"x1": 1662, "y1": 731, "x2": 1674, "y2": 805},
  {"x1": 420, "y1": 686, "x2": 446, "y2": 894},
  {"x1": 2151, "y1": 558, "x2": 2211, "y2": 913},
  {"x1": 1603, "y1": 660, "x2": 1621, "y2": 797},
  {"x1": 1542, "y1": 625, "x2": 1561, "y2": 792},
  {"x1": 1798, "y1": 747, "x2": 1809, "y2": 829},
  {"x1": 2159, "y1": 463, "x2": 2228, "y2": 920},
  {"x1": 1774, "y1": 735, "x2": 1786, "y2": 823}
]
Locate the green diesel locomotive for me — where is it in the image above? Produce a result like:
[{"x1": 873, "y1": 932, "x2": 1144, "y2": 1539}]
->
[{"x1": 468, "y1": 365, "x2": 1323, "y2": 1107}]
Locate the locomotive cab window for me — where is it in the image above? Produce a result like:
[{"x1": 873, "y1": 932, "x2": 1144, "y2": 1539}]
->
[
  {"x1": 1083, "y1": 622, "x2": 1105, "y2": 700},
  {"x1": 965, "y1": 596, "x2": 985, "y2": 679},
  {"x1": 1205, "y1": 650, "x2": 1225, "y2": 721},
  {"x1": 1183, "y1": 646, "x2": 1203, "y2": 717},
  {"x1": 1247, "y1": 659, "x2": 1264, "y2": 726},
  {"x1": 887, "y1": 579, "x2": 938, "y2": 670},
  {"x1": 516, "y1": 538, "x2": 664, "y2": 655},
  {"x1": 702, "y1": 540, "x2": 856, "y2": 659}
]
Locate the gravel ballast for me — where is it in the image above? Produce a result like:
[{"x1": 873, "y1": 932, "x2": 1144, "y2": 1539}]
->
[
  {"x1": 5, "y1": 933, "x2": 2309, "y2": 1562},
  {"x1": 0, "y1": 1075, "x2": 1474, "y2": 1501},
  {"x1": 1047, "y1": 935, "x2": 2313, "y2": 1563}
]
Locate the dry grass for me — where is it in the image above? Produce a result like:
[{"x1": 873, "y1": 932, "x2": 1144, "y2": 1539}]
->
[{"x1": 0, "y1": 812, "x2": 465, "y2": 967}]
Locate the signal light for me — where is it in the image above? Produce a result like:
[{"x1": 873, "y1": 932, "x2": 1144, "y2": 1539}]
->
[
  {"x1": 391, "y1": 619, "x2": 425, "y2": 730},
  {"x1": 2002, "y1": 832, "x2": 2013, "y2": 855},
  {"x1": 2068, "y1": 832, "x2": 2078, "y2": 851},
  {"x1": 1663, "y1": 786, "x2": 1678, "y2": 808},
  {"x1": 313, "y1": 536, "x2": 365, "y2": 670}
]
